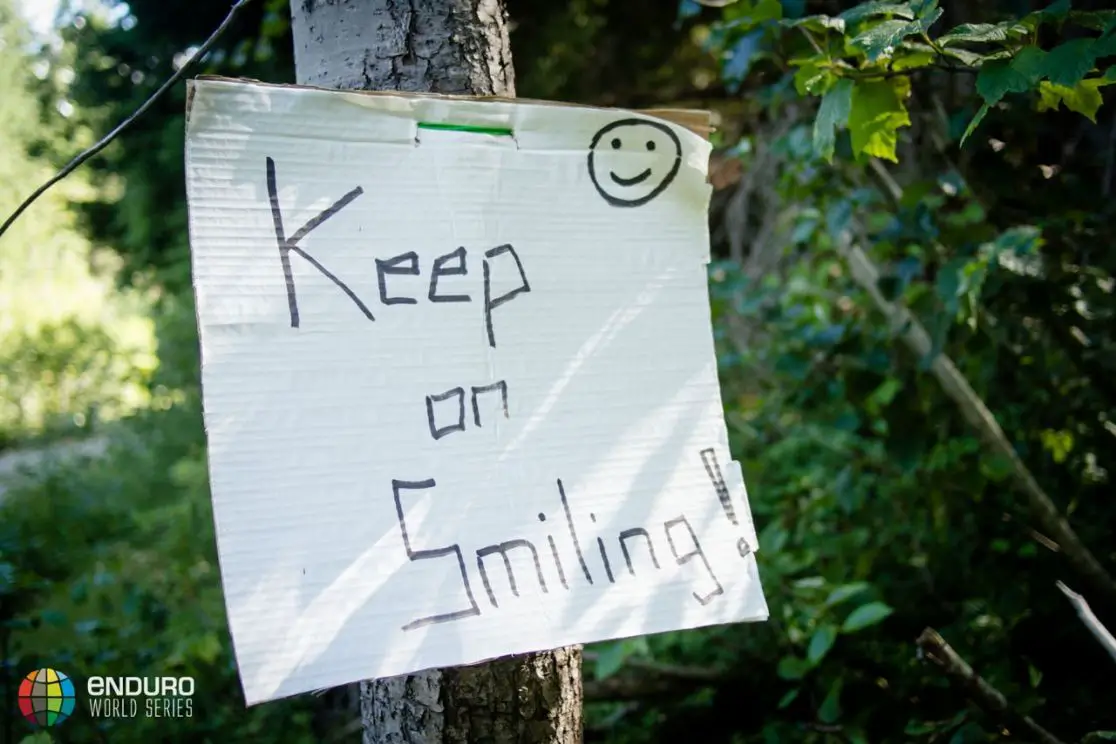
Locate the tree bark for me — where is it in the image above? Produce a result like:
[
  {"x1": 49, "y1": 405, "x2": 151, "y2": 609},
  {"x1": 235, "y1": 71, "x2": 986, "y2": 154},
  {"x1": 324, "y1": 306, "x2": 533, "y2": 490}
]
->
[
  {"x1": 287, "y1": 2, "x2": 583, "y2": 742},
  {"x1": 290, "y1": 0, "x2": 515, "y2": 96}
]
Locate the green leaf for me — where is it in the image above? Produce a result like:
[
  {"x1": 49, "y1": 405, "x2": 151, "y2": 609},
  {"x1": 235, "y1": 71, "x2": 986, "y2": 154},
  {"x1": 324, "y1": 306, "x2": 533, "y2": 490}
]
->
[
  {"x1": 1011, "y1": 46, "x2": 1049, "y2": 85},
  {"x1": 593, "y1": 641, "x2": 628, "y2": 679},
  {"x1": 838, "y1": 3, "x2": 915, "y2": 24},
  {"x1": 1039, "y1": 0, "x2": 1071, "y2": 21},
  {"x1": 782, "y1": 15, "x2": 846, "y2": 34},
  {"x1": 1040, "y1": 429, "x2": 1075, "y2": 463},
  {"x1": 938, "y1": 21, "x2": 1029, "y2": 46},
  {"x1": 850, "y1": 19, "x2": 921, "y2": 62},
  {"x1": 940, "y1": 46, "x2": 986, "y2": 67},
  {"x1": 1097, "y1": 32, "x2": 1116, "y2": 58},
  {"x1": 871, "y1": 377, "x2": 902, "y2": 407},
  {"x1": 825, "y1": 582, "x2": 871, "y2": 606},
  {"x1": 892, "y1": 50, "x2": 936, "y2": 71},
  {"x1": 818, "y1": 678, "x2": 843, "y2": 724},
  {"x1": 976, "y1": 58, "x2": 1031, "y2": 105},
  {"x1": 1068, "y1": 10, "x2": 1116, "y2": 31},
  {"x1": 842, "y1": 601, "x2": 895, "y2": 632},
  {"x1": 1037, "y1": 79, "x2": 1111, "y2": 121},
  {"x1": 960, "y1": 101, "x2": 991, "y2": 147},
  {"x1": 753, "y1": 0, "x2": 784, "y2": 23},
  {"x1": 813, "y1": 78, "x2": 854, "y2": 162},
  {"x1": 794, "y1": 61, "x2": 836, "y2": 95},
  {"x1": 914, "y1": 6, "x2": 944, "y2": 33},
  {"x1": 848, "y1": 78, "x2": 912, "y2": 162},
  {"x1": 777, "y1": 688, "x2": 800, "y2": 709},
  {"x1": 730, "y1": 0, "x2": 784, "y2": 28},
  {"x1": 777, "y1": 655, "x2": 812, "y2": 680},
  {"x1": 1029, "y1": 664, "x2": 1043, "y2": 688},
  {"x1": 807, "y1": 625, "x2": 838, "y2": 664},
  {"x1": 1042, "y1": 39, "x2": 1098, "y2": 87}
]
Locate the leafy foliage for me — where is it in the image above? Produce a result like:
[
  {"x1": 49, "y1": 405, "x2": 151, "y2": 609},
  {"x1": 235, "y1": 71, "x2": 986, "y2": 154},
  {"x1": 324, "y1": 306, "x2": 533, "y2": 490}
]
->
[{"x1": 717, "y1": 0, "x2": 1116, "y2": 158}]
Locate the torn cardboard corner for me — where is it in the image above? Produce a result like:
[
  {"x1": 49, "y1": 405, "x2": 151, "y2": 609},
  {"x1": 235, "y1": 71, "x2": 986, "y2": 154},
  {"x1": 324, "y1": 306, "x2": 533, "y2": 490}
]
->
[{"x1": 184, "y1": 77, "x2": 767, "y2": 706}]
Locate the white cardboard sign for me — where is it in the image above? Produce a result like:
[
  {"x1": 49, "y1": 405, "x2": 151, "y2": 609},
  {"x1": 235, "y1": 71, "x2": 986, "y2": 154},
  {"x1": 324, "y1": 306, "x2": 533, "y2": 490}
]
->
[{"x1": 184, "y1": 78, "x2": 768, "y2": 705}]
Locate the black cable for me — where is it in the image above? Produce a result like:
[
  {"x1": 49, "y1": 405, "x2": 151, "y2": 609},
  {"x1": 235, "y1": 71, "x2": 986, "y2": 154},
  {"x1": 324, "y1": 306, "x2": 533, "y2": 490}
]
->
[{"x1": 0, "y1": 0, "x2": 255, "y2": 241}]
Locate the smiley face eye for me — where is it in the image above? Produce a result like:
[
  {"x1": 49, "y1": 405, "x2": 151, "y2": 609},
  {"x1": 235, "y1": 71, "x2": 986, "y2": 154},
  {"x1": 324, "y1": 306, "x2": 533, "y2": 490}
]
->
[
  {"x1": 611, "y1": 138, "x2": 622, "y2": 149},
  {"x1": 646, "y1": 141, "x2": 656, "y2": 151}
]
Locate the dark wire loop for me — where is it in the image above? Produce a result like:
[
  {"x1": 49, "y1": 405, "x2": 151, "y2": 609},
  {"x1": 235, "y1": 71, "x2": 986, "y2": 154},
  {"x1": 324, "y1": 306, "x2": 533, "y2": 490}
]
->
[{"x1": 0, "y1": 0, "x2": 255, "y2": 241}]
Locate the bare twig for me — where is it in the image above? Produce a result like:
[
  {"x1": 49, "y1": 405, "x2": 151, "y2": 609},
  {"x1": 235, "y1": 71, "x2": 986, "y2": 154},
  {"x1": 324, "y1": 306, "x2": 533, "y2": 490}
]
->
[
  {"x1": 1056, "y1": 581, "x2": 1116, "y2": 664},
  {"x1": 0, "y1": 0, "x2": 255, "y2": 241},
  {"x1": 916, "y1": 628, "x2": 1068, "y2": 744}
]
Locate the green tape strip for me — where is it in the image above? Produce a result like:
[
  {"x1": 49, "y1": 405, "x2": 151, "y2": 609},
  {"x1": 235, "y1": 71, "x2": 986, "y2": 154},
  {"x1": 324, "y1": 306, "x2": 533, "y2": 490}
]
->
[{"x1": 417, "y1": 122, "x2": 514, "y2": 137}]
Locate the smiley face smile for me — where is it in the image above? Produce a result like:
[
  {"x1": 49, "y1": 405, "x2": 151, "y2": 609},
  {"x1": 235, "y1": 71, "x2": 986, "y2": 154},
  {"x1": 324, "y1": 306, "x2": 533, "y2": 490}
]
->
[
  {"x1": 587, "y1": 118, "x2": 683, "y2": 208},
  {"x1": 609, "y1": 168, "x2": 652, "y2": 186}
]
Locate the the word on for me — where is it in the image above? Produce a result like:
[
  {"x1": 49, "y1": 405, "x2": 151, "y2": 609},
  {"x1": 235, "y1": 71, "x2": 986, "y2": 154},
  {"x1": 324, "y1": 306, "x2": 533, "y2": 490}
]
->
[{"x1": 426, "y1": 380, "x2": 510, "y2": 440}]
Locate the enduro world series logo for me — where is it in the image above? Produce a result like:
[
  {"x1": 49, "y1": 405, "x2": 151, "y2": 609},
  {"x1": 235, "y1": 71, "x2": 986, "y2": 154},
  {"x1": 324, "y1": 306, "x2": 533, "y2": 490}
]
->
[{"x1": 18, "y1": 668, "x2": 194, "y2": 727}]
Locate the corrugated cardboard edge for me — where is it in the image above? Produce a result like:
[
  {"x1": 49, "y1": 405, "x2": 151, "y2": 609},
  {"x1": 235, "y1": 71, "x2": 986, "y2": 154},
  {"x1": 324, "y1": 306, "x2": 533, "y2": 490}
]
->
[{"x1": 184, "y1": 75, "x2": 713, "y2": 141}]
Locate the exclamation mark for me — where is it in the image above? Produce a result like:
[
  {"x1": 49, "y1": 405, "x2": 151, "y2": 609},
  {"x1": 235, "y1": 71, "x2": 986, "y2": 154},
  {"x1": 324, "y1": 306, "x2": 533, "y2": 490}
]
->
[{"x1": 699, "y1": 448, "x2": 752, "y2": 558}]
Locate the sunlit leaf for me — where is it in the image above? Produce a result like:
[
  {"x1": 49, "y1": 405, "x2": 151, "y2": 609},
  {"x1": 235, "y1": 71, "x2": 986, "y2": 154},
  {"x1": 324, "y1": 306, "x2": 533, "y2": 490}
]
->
[
  {"x1": 892, "y1": 50, "x2": 936, "y2": 71},
  {"x1": 850, "y1": 19, "x2": 921, "y2": 62},
  {"x1": 794, "y1": 61, "x2": 835, "y2": 95},
  {"x1": 938, "y1": 22, "x2": 1026, "y2": 46},
  {"x1": 1037, "y1": 79, "x2": 1111, "y2": 121},
  {"x1": 781, "y1": 14, "x2": 846, "y2": 34},
  {"x1": 848, "y1": 77, "x2": 912, "y2": 161}
]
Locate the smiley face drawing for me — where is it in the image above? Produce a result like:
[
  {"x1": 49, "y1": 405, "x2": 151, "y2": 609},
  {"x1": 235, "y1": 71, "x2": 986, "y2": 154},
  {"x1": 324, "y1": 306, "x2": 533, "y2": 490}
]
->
[{"x1": 587, "y1": 118, "x2": 683, "y2": 208}]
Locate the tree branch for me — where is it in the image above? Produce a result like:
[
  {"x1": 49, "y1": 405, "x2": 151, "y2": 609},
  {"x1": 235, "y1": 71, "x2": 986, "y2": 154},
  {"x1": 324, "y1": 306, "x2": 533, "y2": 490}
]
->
[
  {"x1": 916, "y1": 628, "x2": 1068, "y2": 744},
  {"x1": 1056, "y1": 581, "x2": 1116, "y2": 664}
]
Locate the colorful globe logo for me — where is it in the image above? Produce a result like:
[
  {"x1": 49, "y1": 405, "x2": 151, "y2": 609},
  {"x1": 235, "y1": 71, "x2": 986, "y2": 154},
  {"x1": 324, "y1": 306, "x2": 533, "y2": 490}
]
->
[{"x1": 18, "y1": 668, "x2": 76, "y2": 727}]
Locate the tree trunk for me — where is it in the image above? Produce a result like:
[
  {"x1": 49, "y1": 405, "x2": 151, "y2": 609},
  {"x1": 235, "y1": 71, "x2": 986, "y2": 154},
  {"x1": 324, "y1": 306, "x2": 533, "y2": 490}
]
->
[
  {"x1": 289, "y1": 0, "x2": 515, "y2": 96},
  {"x1": 287, "y1": 2, "x2": 584, "y2": 742}
]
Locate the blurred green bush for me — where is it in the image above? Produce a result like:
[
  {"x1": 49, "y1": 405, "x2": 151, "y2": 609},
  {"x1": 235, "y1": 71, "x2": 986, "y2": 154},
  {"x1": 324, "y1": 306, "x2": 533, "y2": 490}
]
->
[{"x1": 1, "y1": 400, "x2": 323, "y2": 743}]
